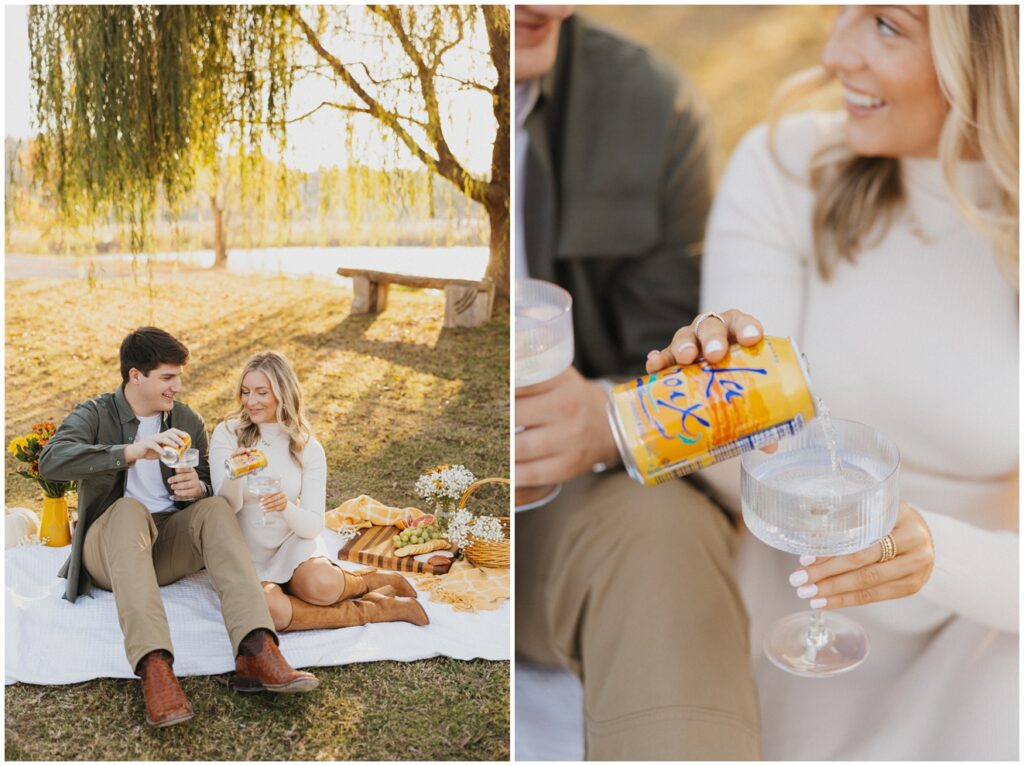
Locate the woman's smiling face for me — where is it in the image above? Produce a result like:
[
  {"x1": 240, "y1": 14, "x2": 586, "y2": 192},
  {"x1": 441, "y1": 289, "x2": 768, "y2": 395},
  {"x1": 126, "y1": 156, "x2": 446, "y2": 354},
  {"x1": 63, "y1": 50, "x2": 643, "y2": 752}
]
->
[
  {"x1": 241, "y1": 370, "x2": 279, "y2": 424},
  {"x1": 821, "y1": 5, "x2": 949, "y2": 157}
]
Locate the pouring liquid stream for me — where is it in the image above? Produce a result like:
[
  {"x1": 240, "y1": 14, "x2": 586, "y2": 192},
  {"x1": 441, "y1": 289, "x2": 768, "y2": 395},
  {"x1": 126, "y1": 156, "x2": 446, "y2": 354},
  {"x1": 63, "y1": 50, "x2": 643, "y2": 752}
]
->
[{"x1": 815, "y1": 397, "x2": 845, "y2": 513}]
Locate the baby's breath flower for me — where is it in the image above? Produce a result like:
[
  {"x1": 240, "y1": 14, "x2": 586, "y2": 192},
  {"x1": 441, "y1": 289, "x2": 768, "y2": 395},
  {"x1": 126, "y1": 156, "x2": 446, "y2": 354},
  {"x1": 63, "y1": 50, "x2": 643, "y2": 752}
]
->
[
  {"x1": 446, "y1": 508, "x2": 505, "y2": 551},
  {"x1": 415, "y1": 464, "x2": 477, "y2": 505}
]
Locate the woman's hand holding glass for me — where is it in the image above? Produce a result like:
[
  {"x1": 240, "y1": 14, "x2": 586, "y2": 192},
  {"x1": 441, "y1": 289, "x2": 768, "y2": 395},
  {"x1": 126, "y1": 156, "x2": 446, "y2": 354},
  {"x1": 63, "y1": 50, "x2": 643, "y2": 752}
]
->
[
  {"x1": 259, "y1": 490, "x2": 288, "y2": 514},
  {"x1": 789, "y1": 502, "x2": 935, "y2": 610}
]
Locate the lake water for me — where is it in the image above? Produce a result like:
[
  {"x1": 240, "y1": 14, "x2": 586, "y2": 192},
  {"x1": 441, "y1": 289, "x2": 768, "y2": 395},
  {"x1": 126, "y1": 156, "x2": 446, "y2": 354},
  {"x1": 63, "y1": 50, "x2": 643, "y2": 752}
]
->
[{"x1": 6, "y1": 245, "x2": 489, "y2": 284}]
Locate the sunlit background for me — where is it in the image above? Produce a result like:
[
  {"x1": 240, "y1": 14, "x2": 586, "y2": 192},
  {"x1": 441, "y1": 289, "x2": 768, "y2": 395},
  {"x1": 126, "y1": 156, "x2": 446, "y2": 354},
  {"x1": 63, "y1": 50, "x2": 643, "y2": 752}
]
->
[
  {"x1": 5, "y1": 5, "x2": 501, "y2": 281},
  {"x1": 580, "y1": 6, "x2": 833, "y2": 160}
]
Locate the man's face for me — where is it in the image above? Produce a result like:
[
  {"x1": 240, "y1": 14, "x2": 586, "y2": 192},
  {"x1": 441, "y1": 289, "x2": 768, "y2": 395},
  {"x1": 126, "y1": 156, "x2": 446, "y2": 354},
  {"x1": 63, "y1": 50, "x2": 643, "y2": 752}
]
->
[
  {"x1": 129, "y1": 363, "x2": 183, "y2": 415},
  {"x1": 515, "y1": 5, "x2": 574, "y2": 83}
]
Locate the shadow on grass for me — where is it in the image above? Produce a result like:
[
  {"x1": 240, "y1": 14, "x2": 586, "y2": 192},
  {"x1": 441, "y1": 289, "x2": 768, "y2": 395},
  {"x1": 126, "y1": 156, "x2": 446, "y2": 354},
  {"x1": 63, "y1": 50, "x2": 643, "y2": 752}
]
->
[{"x1": 293, "y1": 313, "x2": 500, "y2": 382}]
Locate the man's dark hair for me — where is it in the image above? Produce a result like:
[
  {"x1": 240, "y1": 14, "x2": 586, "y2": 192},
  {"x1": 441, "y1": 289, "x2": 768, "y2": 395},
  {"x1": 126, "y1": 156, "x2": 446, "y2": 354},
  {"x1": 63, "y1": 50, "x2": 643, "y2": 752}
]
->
[{"x1": 119, "y1": 327, "x2": 189, "y2": 384}]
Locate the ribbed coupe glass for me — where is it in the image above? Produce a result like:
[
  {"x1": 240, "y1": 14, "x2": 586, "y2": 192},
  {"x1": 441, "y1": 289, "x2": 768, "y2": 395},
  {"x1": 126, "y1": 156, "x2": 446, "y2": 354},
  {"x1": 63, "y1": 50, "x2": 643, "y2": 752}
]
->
[
  {"x1": 741, "y1": 418, "x2": 900, "y2": 676},
  {"x1": 249, "y1": 474, "x2": 282, "y2": 528}
]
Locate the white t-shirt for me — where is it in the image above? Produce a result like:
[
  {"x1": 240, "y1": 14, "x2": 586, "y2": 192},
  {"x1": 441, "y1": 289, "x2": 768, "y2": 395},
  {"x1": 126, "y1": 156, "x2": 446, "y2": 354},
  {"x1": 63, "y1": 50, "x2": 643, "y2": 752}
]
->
[{"x1": 124, "y1": 414, "x2": 175, "y2": 514}]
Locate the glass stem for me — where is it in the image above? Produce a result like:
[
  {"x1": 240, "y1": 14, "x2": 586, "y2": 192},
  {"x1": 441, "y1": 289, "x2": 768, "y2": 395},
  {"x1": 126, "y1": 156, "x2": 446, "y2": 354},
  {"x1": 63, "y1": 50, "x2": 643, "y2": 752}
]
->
[{"x1": 802, "y1": 609, "x2": 829, "y2": 663}]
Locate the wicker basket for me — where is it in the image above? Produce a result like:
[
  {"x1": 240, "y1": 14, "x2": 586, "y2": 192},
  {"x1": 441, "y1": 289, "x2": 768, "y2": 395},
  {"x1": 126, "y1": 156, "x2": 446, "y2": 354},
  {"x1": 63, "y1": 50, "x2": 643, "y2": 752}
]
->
[{"x1": 458, "y1": 477, "x2": 510, "y2": 569}]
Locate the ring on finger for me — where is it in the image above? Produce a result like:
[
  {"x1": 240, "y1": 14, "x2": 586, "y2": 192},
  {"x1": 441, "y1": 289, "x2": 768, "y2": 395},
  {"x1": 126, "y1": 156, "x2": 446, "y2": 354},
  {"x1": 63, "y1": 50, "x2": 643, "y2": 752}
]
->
[
  {"x1": 877, "y1": 533, "x2": 898, "y2": 563},
  {"x1": 692, "y1": 311, "x2": 727, "y2": 335}
]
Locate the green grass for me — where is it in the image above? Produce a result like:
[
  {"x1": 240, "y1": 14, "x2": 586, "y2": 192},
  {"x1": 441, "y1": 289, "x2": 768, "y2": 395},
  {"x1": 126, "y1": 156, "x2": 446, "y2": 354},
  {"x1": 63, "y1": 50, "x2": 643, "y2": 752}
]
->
[
  {"x1": 5, "y1": 269, "x2": 510, "y2": 760},
  {"x1": 5, "y1": 660, "x2": 509, "y2": 761}
]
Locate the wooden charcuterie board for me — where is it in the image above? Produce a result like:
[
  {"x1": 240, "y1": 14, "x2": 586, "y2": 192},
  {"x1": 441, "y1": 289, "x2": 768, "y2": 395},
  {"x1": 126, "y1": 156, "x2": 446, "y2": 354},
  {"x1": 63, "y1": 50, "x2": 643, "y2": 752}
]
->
[{"x1": 338, "y1": 524, "x2": 456, "y2": 575}]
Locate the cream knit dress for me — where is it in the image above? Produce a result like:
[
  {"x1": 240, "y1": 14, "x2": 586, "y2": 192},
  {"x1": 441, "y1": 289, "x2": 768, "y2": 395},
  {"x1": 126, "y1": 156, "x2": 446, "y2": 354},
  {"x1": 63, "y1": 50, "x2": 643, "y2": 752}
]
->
[
  {"x1": 211, "y1": 420, "x2": 329, "y2": 584},
  {"x1": 698, "y1": 112, "x2": 1018, "y2": 759}
]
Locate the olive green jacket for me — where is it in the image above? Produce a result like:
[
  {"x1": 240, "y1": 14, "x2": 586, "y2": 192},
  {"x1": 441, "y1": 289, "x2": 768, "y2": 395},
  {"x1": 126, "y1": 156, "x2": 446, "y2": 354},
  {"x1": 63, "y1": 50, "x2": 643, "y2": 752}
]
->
[
  {"x1": 523, "y1": 14, "x2": 714, "y2": 378},
  {"x1": 38, "y1": 386, "x2": 213, "y2": 602}
]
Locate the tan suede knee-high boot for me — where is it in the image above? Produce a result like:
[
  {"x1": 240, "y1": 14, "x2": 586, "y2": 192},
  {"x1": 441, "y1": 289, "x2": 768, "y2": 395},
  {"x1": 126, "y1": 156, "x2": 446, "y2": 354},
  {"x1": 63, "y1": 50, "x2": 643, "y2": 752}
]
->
[
  {"x1": 338, "y1": 569, "x2": 418, "y2": 600},
  {"x1": 282, "y1": 592, "x2": 429, "y2": 632}
]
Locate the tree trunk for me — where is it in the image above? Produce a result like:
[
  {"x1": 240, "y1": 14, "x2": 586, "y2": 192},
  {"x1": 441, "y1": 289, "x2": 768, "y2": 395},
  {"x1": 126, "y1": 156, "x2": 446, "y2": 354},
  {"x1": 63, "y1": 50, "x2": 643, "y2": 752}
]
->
[
  {"x1": 485, "y1": 198, "x2": 510, "y2": 303},
  {"x1": 483, "y1": 5, "x2": 510, "y2": 305},
  {"x1": 210, "y1": 194, "x2": 227, "y2": 269}
]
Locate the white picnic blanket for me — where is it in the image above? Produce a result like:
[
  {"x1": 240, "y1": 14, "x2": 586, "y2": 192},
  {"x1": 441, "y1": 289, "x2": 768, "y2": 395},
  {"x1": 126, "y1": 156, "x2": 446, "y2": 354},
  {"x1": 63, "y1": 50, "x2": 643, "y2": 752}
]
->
[
  {"x1": 5, "y1": 530, "x2": 509, "y2": 685},
  {"x1": 515, "y1": 661, "x2": 584, "y2": 761}
]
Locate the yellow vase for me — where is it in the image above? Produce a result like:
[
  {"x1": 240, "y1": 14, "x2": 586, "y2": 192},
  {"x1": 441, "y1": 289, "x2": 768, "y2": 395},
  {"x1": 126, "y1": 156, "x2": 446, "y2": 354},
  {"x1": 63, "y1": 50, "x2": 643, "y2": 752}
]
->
[{"x1": 40, "y1": 495, "x2": 71, "y2": 547}]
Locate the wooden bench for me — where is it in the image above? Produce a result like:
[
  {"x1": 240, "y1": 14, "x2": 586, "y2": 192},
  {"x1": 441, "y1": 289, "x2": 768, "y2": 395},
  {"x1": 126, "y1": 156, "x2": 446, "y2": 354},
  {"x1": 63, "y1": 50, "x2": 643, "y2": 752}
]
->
[{"x1": 336, "y1": 267, "x2": 495, "y2": 328}]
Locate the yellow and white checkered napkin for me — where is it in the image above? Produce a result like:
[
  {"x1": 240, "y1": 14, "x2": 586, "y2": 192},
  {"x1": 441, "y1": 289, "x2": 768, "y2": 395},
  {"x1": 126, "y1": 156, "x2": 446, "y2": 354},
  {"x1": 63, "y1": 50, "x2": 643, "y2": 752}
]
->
[
  {"x1": 413, "y1": 560, "x2": 510, "y2": 612},
  {"x1": 325, "y1": 494, "x2": 427, "y2": 530}
]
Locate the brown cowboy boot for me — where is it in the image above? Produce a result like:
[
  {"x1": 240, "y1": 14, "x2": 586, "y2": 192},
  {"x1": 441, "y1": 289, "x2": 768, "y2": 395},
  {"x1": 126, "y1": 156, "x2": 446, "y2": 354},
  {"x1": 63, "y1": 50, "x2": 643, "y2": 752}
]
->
[
  {"x1": 338, "y1": 568, "x2": 418, "y2": 599},
  {"x1": 282, "y1": 590, "x2": 430, "y2": 632},
  {"x1": 137, "y1": 650, "x2": 194, "y2": 728},
  {"x1": 233, "y1": 629, "x2": 320, "y2": 693}
]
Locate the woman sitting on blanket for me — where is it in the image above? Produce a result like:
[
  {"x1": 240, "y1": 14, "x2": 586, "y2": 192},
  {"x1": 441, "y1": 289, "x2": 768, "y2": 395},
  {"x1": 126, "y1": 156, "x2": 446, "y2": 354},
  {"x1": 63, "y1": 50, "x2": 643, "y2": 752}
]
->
[{"x1": 211, "y1": 351, "x2": 428, "y2": 632}]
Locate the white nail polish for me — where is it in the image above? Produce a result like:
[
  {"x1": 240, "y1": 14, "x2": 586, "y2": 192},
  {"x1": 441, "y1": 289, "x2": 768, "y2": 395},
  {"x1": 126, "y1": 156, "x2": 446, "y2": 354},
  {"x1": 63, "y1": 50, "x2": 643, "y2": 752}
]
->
[
  {"x1": 796, "y1": 584, "x2": 818, "y2": 599},
  {"x1": 741, "y1": 325, "x2": 760, "y2": 339},
  {"x1": 810, "y1": 598, "x2": 827, "y2": 609},
  {"x1": 704, "y1": 339, "x2": 724, "y2": 355},
  {"x1": 799, "y1": 555, "x2": 816, "y2": 566},
  {"x1": 788, "y1": 569, "x2": 808, "y2": 586},
  {"x1": 675, "y1": 342, "x2": 696, "y2": 356}
]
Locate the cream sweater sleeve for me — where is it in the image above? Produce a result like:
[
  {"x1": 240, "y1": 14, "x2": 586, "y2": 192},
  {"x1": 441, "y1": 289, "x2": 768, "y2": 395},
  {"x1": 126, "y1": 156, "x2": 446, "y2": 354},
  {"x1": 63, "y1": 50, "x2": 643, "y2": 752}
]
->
[
  {"x1": 210, "y1": 422, "x2": 245, "y2": 513},
  {"x1": 916, "y1": 509, "x2": 1018, "y2": 634},
  {"x1": 282, "y1": 438, "x2": 326, "y2": 539}
]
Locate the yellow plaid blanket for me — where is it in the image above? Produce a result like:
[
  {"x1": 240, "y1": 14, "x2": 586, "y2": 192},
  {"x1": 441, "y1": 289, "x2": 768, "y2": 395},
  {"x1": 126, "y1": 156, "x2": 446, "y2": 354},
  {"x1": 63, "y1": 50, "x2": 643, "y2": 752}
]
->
[
  {"x1": 413, "y1": 560, "x2": 509, "y2": 612},
  {"x1": 325, "y1": 494, "x2": 426, "y2": 531}
]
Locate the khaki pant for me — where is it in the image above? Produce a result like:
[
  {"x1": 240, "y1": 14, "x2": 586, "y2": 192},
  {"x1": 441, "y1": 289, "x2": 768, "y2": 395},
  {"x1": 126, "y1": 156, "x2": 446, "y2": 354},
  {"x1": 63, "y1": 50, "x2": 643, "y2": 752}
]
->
[
  {"x1": 516, "y1": 471, "x2": 761, "y2": 760},
  {"x1": 83, "y1": 496, "x2": 275, "y2": 672}
]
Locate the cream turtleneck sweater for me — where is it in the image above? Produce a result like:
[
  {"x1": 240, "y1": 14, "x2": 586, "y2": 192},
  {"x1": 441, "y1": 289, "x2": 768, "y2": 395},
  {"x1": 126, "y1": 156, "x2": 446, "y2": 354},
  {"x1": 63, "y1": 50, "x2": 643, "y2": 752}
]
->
[
  {"x1": 697, "y1": 111, "x2": 1017, "y2": 760},
  {"x1": 211, "y1": 420, "x2": 328, "y2": 583}
]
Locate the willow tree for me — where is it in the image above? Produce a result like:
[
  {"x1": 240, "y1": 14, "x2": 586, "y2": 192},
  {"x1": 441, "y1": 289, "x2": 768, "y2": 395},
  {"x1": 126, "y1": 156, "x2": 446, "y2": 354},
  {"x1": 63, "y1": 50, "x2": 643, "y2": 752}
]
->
[{"x1": 28, "y1": 4, "x2": 509, "y2": 293}]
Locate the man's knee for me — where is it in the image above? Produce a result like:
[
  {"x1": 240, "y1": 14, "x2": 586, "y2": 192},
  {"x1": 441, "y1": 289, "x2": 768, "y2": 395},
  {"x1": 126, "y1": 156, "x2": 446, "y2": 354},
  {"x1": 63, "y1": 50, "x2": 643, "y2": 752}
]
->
[
  {"x1": 189, "y1": 495, "x2": 235, "y2": 525},
  {"x1": 190, "y1": 495, "x2": 232, "y2": 514},
  {"x1": 562, "y1": 478, "x2": 747, "y2": 654},
  {"x1": 86, "y1": 498, "x2": 156, "y2": 587},
  {"x1": 102, "y1": 498, "x2": 155, "y2": 540},
  {"x1": 106, "y1": 497, "x2": 150, "y2": 521},
  {"x1": 591, "y1": 476, "x2": 735, "y2": 562}
]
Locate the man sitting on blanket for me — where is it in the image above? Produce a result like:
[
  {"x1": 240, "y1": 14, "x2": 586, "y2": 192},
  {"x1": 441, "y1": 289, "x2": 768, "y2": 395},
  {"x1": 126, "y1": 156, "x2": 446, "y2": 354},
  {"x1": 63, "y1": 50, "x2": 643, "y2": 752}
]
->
[{"x1": 39, "y1": 327, "x2": 318, "y2": 728}]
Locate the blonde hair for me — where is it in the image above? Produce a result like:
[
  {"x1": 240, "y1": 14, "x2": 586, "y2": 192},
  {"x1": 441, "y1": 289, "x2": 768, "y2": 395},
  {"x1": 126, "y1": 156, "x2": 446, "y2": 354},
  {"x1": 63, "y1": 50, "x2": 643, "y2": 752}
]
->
[
  {"x1": 230, "y1": 351, "x2": 311, "y2": 467},
  {"x1": 768, "y1": 6, "x2": 1018, "y2": 284}
]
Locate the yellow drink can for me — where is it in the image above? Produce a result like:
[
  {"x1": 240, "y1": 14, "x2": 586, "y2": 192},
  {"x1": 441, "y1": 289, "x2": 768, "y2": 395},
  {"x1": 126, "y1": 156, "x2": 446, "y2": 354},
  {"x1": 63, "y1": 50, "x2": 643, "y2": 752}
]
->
[
  {"x1": 224, "y1": 450, "x2": 268, "y2": 480},
  {"x1": 607, "y1": 337, "x2": 817, "y2": 485},
  {"x1": 159, "y1": 432, "x2": 192, "y2": 465}
]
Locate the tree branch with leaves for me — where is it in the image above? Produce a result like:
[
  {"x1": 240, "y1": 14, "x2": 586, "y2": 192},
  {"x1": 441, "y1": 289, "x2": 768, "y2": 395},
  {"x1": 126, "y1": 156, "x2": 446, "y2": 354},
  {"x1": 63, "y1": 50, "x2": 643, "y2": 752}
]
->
[{"x1": 26, "y1": 4, "x2": 510, "y2": 295}]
